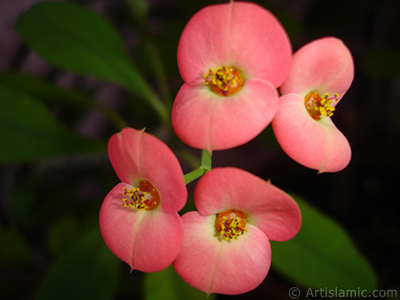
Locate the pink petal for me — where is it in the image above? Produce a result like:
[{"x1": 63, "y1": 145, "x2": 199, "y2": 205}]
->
[
  {"x1": 194, "y1": 167, "x2": 301, "y2": 241},
  {"x1": 108, "y1": 128, "x2": 187, "y2": 212},
  {"x1": 171, "y1": 79, "x2": 278, "y2": 151},
  {"x1": 280, "y1": 37, "x2": 354, "y2": 104},
  {"x1": 108, "y1": 128, "x2": 142, "y2": 185},
  {"x1": 177, "y1": 1, "x2": 291, "y2": 87},
  {"x1": 99, "y1": 183, "x2": 183, "y2": 272},
  {"x1": 272, "y1": 93, "x2": 352, "y2": 173},
  {"x1": 173, "y1": 211, "x2": 271, "y2": 295}
]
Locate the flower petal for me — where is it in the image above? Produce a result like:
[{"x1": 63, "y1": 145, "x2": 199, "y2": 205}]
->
[
  {"x1": 177, "y1": 1, "x2": 291, "y2": 87},
  {"x1": 194, "y1": 167, "x2": 301, "y2": 241},
  {"x1": 173, "y1": 211, "x2": 271, "y2": 295},
  {"x1": 171, "y1": 80, "x2": 278, "y2": 151},
  {"x1": 99, "y1": 183, "x2": 183, "y2": 272},
  {"x1": 108, "y1": 128, "x2": 187, "y2": 212},
  {"x1": 272, "y1": 93, "x2": 352, "y2": 173},
  {"x1": 280, "y1": 37, "x2": 354, "y2": 103},
  {"x1": 108, "y1": 128, "x2": 142, "y2": 184}
]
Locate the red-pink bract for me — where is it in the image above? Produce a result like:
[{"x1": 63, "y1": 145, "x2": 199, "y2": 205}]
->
[
  {"x1": 99, "y1": 128, "x2": 187, "y2": 272},
  {"x1": 272, "y1": 37, "x2": 354, "y2": 173},
  {"x1": 172, "y1": 1, "x2": 292, "y2": 151},
  {"x1": 173, "y1": 167, "x2": 301, "y2": 295}
]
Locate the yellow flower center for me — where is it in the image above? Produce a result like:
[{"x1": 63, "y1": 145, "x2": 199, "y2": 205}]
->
[
  {"x1": 215, "y1": 209, "x2": 248, "y2": 241},
  {"x1": 122, "y1": 180, "x2": 160, "y2": 211},
  {"x1": 204, "y1": 66, "x2": 243, "y2": 97},
  {"x1": 304, "y1": 91, "x2": 339, "y2": 120}
]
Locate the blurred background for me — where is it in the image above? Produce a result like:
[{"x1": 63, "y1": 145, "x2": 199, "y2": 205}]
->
[{"x1": 0, "y1": 0, "x2": 399, "y2": 299}]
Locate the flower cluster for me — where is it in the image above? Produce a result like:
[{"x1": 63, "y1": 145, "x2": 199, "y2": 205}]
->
[
  {"x1": 172, "y1": 1, "x2": 354, "y2": 172},
  {"x1": 99, "y1": 0, "x2": 354, "y2": 296}
]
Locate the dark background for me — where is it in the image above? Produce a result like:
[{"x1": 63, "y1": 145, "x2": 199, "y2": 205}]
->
[{"x1": 0, "y1": 0, "x2": 399, "y2": 299}]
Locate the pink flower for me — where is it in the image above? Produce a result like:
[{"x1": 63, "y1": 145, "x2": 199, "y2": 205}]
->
[
  {"x1": 272, "y1": 37, "x2": 354, "y2": 173},
  {"x1": 172, "y1": 1, "x2": 292, "y2": 151},
  {"x1": 99, "y1": 128, "x2": 187, "y2": 272},
  {"x1": 173, "y1": 167, "x2": 301, "y2": 295}
]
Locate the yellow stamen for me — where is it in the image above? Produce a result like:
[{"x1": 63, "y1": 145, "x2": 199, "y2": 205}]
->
[
  {"x1": 305, "y1": 91, "x2": 339, "y2": 120},
  {"x1": 216, "y1": 209, "x2": 248, "y2": 241},
  {"x1": 204, "y1": 66, "x2": 243, "y2": 97},
  {"x1": 122, "y1": 181, "x2": 160, "y2": 211}
]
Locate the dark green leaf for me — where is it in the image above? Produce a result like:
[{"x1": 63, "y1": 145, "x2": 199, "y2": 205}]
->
[
  {"x1": 48, "y1": 216, "x2": 81, "y2": 258},
  {"x1": 0, "y1": 85, "x2": 104, "y2": 163},
  {"x1": 0, "y1": 72, "x2": 128, "y2": 130},
  {"x1": 0, "y1": 229, "x2": 32, "y2": 268},
  {"x1": 144, "y1": 265, "x2": 213, "y2": 300},
  {"x1": 15, "y1": 1, "x2": 151, "y2": 96},
  {"x1": 35, "y1": 228, "x2": 120, "y2": 300},
  {"x1": 0, "y1": 72, "x2": 91, "y2": 105},
  {"x1": 271, "y1": 195, "x2": 377, "y2": 292},
  {"x1": 10, "y1": 175, "x2": 38, "y2": 226}
]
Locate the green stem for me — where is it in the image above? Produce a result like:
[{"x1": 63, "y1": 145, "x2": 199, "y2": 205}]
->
[
  {"x1": 184, "y1": 150, "x2": 212, "y2": 185},
  {"x1": 184, "y1": 168, "x2": 206, "y2": 185},
  {"x1": 200, "y1": 149, "x2": 212, "y2": 170}
]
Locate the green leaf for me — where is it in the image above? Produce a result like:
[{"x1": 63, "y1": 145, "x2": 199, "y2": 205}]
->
[
  {"x1": 0, "y1": 72, "x2": 128, "y2": 130},
  {"x1": 10, "y1": 175, "x2": 38, "y2": 226},
  {"x1": 15, "y1": 1, "x2": 150, "y2": 96},
  {"x1": 271, "y1": 195, "x2": 377, "y2": 292},
  {"x1": 0, "y1": 72, "x2": 85, "y2": 104},
  {"x1": 15, "y1": 1, "x2": 170, "y2": 123},
  {"x1": 0, "y1": 229, "x2": 32, "y2": 268},
  {"x1": 0, "y1": 85, "x2": 105, "y2": 163},
  {"x1": 48, "y1": 216, "x2": 81, "y2": 258},
  {"x1": 144, "y1": 265, "x2": 213, "y2": 300},
  {"x1": 36, "y1": 228, "x2": 120, "y2": 300}
]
